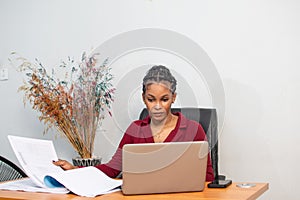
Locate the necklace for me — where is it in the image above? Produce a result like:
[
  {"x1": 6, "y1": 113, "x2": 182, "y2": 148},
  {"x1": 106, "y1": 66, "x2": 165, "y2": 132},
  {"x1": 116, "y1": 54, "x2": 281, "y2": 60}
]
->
[
  {"x1": 152, "y1": 130, "x2": 166, "y2": 143},
  {"x1": 153, "y1": 129, "x2": 164, "y2": 139},
  {"x1": 150, "y1": 114, "x2": 176, "y2": 142}
]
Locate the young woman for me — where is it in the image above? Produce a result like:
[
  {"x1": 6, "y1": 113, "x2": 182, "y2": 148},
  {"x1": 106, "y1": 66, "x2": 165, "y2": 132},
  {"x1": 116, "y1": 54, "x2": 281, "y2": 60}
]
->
[{"x1": 54, "y1": 65, "x2": 214, "y2": 181}]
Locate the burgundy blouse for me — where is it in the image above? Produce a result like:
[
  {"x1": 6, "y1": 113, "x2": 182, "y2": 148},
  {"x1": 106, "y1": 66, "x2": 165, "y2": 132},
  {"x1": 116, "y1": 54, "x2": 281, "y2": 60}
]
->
[{"x1": 96, "y1": 112, "x2": 214, "y2": 181}]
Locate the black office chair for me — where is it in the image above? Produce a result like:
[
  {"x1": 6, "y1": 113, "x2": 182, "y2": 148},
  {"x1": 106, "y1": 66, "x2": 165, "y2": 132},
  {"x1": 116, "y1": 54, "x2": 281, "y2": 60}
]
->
[
  {"x1": 0, "y1": 155, "x2": 27, "y2": 182},
  {"x1": 139, "y1": 107, "x2": 226, "y2": 181}
]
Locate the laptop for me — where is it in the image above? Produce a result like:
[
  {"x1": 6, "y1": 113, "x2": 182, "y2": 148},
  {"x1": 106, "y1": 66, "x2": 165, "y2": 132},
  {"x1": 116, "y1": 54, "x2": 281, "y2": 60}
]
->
[{"x1": 122, "y1": 141, "x2": 208, "y2": 195}]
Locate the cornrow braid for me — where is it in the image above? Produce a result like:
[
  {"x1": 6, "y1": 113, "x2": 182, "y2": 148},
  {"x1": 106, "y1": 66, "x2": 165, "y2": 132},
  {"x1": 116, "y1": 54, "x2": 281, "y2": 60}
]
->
[{"x1": 142, "y1": 65, "x2": 177, "y2": 94}]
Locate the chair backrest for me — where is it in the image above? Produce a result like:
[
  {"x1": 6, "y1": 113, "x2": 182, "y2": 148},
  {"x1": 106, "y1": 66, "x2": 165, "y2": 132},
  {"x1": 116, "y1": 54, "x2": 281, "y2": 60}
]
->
[
  {"x1": 139, "y1": 107, "x2": 220, "y2": 180},
  {"x1": 0, "y1": 155, "x2": 27, "y2": 182}
]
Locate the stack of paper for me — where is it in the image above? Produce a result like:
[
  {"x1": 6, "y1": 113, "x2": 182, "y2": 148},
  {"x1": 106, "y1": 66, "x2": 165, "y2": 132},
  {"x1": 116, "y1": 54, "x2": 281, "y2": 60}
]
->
[{"x1": 0, "y1": 135, "x2": 122, "y2": 197}]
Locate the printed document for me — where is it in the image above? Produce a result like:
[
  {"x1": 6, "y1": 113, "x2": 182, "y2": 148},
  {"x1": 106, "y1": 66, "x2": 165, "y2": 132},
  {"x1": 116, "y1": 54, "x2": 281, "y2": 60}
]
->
[{"x1": 0, "y1": 135, "x2": 122, "y2": 197}]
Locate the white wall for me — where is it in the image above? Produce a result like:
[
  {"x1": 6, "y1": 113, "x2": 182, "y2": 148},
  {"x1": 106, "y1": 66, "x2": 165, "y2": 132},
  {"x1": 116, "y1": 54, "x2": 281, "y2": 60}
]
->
[{"x1": 1, "y1": 0, "x2": 299, "y2": 199}]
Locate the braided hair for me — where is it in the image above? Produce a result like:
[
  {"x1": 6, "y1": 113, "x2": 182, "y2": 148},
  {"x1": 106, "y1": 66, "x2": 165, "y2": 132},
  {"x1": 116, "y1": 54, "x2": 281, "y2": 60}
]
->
[{"x1": 142, "y1": 65, "x2": 177, "y2": 94}]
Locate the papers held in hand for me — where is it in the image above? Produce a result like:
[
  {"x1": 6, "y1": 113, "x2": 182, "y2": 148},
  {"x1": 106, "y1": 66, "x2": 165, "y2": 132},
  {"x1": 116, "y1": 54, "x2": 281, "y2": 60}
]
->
[{"x1": 5, "y1": 135, "x2": 122, "y2": 197}]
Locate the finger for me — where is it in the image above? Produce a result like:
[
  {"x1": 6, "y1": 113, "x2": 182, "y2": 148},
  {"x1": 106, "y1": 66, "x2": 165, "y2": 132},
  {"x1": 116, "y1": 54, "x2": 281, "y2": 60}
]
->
[{"x1": 52, "y1": 160, "x2": 66, "y2": 166}]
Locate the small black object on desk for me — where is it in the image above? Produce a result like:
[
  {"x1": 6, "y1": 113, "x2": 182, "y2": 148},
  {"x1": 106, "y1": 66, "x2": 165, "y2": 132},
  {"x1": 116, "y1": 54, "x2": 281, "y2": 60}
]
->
[{"x1": 207, "y1": 179, "x2": 232, "y2": 188}]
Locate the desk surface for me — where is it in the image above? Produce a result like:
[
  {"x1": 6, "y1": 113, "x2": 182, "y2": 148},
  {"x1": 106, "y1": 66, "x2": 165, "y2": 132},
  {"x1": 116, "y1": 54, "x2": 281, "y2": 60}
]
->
[{"x1": 0, "y1": 182, "x2": 268, "y2": 200}]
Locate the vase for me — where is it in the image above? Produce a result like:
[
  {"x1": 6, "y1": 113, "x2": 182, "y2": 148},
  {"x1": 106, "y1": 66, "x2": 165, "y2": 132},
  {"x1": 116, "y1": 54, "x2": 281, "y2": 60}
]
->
[{"x1": 72, "y1": 157, "x2": 102, "y2": 167}]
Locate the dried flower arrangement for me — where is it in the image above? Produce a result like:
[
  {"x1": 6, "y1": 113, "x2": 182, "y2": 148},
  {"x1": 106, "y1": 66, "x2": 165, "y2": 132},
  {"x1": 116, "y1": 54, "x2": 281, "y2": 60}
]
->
[{"x1": 14, "y1": 52, "x2": 115, "y2": 159}]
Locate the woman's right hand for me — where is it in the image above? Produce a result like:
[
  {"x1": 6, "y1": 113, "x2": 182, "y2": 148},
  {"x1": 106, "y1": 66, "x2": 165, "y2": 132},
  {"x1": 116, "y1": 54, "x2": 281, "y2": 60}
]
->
[{"x1": 52, "y1": 159, "x2": 79, "y2": 170}]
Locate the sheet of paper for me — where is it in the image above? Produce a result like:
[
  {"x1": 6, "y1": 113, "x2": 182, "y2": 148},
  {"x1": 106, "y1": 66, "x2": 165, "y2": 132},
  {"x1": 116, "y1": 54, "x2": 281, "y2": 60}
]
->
[
  {"x1": 44, "y1": 166, "x2": 122, "y2": 197},
  {"x1": 0, "y1": 178, "x2": 69, "y2": 194},
  {"x1": 7, "y1": 135, "x2": 65, "y2": 188},
  {"x1": 7, "y1": 135, "x2": 122, "y2": 197}
]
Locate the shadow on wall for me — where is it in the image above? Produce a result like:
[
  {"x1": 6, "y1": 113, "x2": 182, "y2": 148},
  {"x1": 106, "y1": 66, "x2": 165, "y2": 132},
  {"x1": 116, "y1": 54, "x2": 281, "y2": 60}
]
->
[
  {"x1": 222, "y1": 78, "x2": 263, "y2": 134},
  {"x1": 219, "y1": 79, "x2": 299, "y2": 199},
  {"x1": 219, "y1": 78, "x2": 271, "y2": 180}
]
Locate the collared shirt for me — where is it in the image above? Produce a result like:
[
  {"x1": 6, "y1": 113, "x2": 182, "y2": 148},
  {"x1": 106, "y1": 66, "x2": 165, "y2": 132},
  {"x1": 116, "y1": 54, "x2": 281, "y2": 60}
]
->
[{"x1": 96, "y1": 112, "x2": 214, "y2": 181}]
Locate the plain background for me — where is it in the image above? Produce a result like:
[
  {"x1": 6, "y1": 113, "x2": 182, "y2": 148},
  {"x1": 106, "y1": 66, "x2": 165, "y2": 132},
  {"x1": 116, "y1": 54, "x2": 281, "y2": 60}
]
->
[{"x1": 1, "y1": 1, "x2": 299, "y2": 199}]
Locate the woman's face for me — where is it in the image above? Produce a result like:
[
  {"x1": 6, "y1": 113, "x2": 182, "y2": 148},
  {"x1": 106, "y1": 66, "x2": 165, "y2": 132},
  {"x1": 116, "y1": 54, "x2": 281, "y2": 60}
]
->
[{"x1": 142, "y1": 82, "x2": 176, "y2": 124}]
